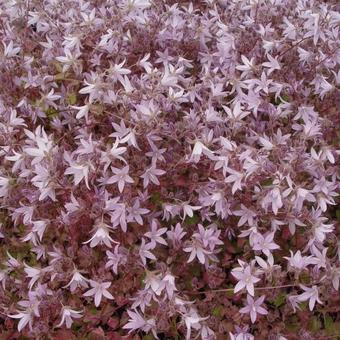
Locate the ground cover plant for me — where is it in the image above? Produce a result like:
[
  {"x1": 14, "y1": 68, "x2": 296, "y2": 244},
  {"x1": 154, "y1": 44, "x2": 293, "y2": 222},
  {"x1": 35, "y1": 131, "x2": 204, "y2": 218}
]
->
[{"x1": 0, "y1": 0, "x2": 339, "y2": 339}]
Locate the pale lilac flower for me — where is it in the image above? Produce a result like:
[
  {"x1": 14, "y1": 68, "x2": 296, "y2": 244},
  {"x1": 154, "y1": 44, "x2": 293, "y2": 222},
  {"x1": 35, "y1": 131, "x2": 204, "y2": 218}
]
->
[
  {"x1": 262, "y1": 54, "x2": 280, "y2": 75},
  {"x1": 63, "y1": 270, "x2": 89, "y2": 292},
  {"x1": 100, "y1": 138, "x2": 127, "y2": 171},
  {"x1": 126, "y1": 200, "x2": 149, "y2": 225},
  {"x1": 107, "y1": 165, "x2": 134, "y2": 193},
  {"x1": 297, "y1": 285, "x2": 322, "y2": 311},
  {"x1": 190, "y1": 140, "x2": 214, "y2": 163},
  {"x1": 139, "y1": 238, "x2": 156, "y2": 265},
  {"x1": 9, "y1": 310, "x2": 36, "y2": 332},
  {"x1": 162, "y1": 273, "x2": 177, "y2": 299},
  {"x1": 144, "y1": 271, "x2": 165, "y2": 296},
  {"x1": 131, "y1": 288, "x2": 153, "y2": 312},
  {"x1": 64, "y1": 160, "x2": 93, "y2": 190},
  {"x1": 140, "y1": 165, "x2": 166, "y2": 187},
  {"x1": 24, "y1": 264, "x2": 44, "y2": 290},
  {"x1": 3, "y1": 40, "x2": 21, "y2": 58},
  {"x1": 183, "y1": 240, "x2": 212, "y2": 265},
  {"x1": 181, "y1": 203, "x2": 201, "y2": 220},
  {"x1": 182, "y1": 308, "x2": 209, "y2": 340},
  {"x1": 255, "y1": 255, "x2": 280, "y2": 278},
  {"x1": 8, "y1": 293, "x2": 40, "y2": 332},
  {"x1": 166, "y1": 223, "x2": 187, "y2": 248},
  {"x1": 105, "y1": 245, "x2": 128, "y2": 275},
  {"x1": 145, "y1": 142, "x2": 166, "y2": 163},
  {"x1": 200, "y1": 325, "x2": 215, "y2": 340},
  {"x1": 331, "y1": 268, "x2": 340, "y2": 291},
  {"x1": 229, "y1": 330, "x2": 254, "y2": 340},
  {"x1": 284, "y1": 250, "x2": 318, "y2": 271},
  {"x1": 144, "y1": 220, "x2": 167, "y2": 248},
  {"x1": 83, "y1": 280, "x2": 114, "y2": 307},
  {"x1": 105, "y1": 198, "x2": 128, "y2": 232},
  {"x1": 225, "y1": 168, "x2": 244, "y2": 194},
  {"x1": 233, "y1": 205, "x2": 256, "y2": 227},
  {"x1": 232, "y1": 261, "x2": 260, "y2": 296},
  {"x1": 123, "y1": 309, "x2": 157, "y2": 338},
  {"x1": 239, "y1": 295, "x2": 268, "y2": 323},
  {"x1": 0, "y1": 176, "x2": 10, "y2": 198},
  {"x1": 56, "y1": 306, "x2": 83, "y2": 328},
  {"x1": 310, "y1": 246, "x2": 328, "y2": 269},
  {"x1": 261, "y1": 187, "x2": 283, "y2": 215},
  {"x1": 252, "y1": 232, "x2": 280, "y2": 256},
  {"x1": 83, "y1": 222, "x2": 117, "y2": 248}
]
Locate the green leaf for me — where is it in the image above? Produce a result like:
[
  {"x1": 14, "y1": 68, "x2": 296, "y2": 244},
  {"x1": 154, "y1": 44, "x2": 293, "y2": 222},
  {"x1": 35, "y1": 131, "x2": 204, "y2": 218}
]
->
[
  {"x1": 226, "y1": 291, "x2": 234, "y2": 298},
  {"x1": 273, "y1": 293, "x2": 286, "y2": 307},
  {"x1": 189, "y1": 263, "x2": 201, "y2": 277},
  {"x1": 285, "y1": 315, "x2": 299, "y2": 332},
  {"x1": 260, "y1": 178, "x2": 273, "y2": 187},
  {"x1": 150, "y1": 192, "x2": 162, "y2": 205},
  {"x1": 324, "y1": 314, "x2": 335, "y2": 334},
  {"x1": 45, "y1": 107, "x2": 59, "y2": 120},
  {"x1": 336, "y1": 209, "x2": 340, "y2": 221},
  {"x1": 67, "y1": 93, "x2": 77, "y2": 105},
  {"x1": 212, "y1": 306, "x2": 222, "y2": 317},
  {"x1": 185, "y1": 214, "x2": 199, "y2": 226},
  {"x1": 89, "y1": 307, "x2": 97, "y2": 315},
  {"x1": 142, "y1": 335, "x2": 154, "y2": 340},
  {"x1": 308, "y1": 316, "x2": 321, "y2": 332},
  {"x1": 54, "y1": 72, "x2": 65, "y2": 81},
  {"x1": 299, "y1": 301, "x2": 308, "y2": 311},
  {"x1": 299, "y1": 271, "x2": 310, "y2": 284}
]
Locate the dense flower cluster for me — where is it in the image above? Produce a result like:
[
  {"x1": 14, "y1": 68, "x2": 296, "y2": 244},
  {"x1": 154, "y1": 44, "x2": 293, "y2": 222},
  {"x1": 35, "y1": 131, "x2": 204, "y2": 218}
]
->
[{"x1": 0, "y1": 0, "x2": 339, "y2": 338}]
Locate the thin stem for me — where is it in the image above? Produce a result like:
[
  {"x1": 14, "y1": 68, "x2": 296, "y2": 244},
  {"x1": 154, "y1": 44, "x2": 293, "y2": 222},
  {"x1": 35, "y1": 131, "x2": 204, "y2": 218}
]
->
[
  {"x1": 278, "y1": 37, "x2": 310, "y2": 58},
  {"x1": 183, "y1": 282, "x2": 319, "y2": 295}
]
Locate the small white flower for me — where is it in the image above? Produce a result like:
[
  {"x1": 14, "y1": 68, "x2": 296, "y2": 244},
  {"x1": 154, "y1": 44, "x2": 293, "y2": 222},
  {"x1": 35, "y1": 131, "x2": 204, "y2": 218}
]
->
[
  {"x1": 283, "y1": 250, "x2": 318, "y2": 271},
  {"x1": 63, "y1": 271, "x2": 89, "y2": 292},
  {"x1": 8, "y1": 294, "x2": 40, "y2": 332},
  {"x1": 139, "y1": 238, "x2": 156, "y2": 265},
  {"x1": 240, "y1": 295, "x2": 268, "y2": 323},
  {"x1": 182, "y1": 308, "x2": 209, "y2": 340},
  {"x1": 297, "y1": 285, "x2": 322, "y2": 311},
  {"x1": 252, "y1": 232, "x2": 280, "y2": 256},
  {"x1": 0, "y1": 175, "x2": 10, "y2": 198},
  {"x1": 123, "y1": 309, "x2": 157, "y2": 338},
  {"x1": 144, "y1": 220, "x2": 167, "y2": 248},
  {"x1": 9, "y1": 311, "x2": 35, "y2": 332},
  {"x1": 24, "y1": 263, "x2": 44, "y2": 290},
  {"x1": 3, "y1": 40, "x2": 21, "y2": 58},
  {"x1": 83, "y1": 280, "x2": 114, "y2": 307},
  {"x1": 64, "y1": 160, "x2": 93, "y2": 190},
  {"x1": 105, "y1": 245, "x2": 128, "y2": 275},
  {"x1": 107, "y1": 165, "x2": 134, "y2": 193},
  {"x1": 140, "y1": 165, "x2": 166, "y2": 187},
  {"x1": 56, "y1": 306, "x2": 83, "y2": 328},
  {"x1": 233, "y1": 204, "x2": 257, "y2": 227},
  {"x1": 183, "y1": 240, "x2": 212, "y2": 265},
  {"x1": 190, "y1": 140, "x2": 214, "y2": 163},
  {"x1": 83, "y1": 222, "x2": 117, "y2": 248},
  {"x1": 231, "y1": 261, "x2": 260, "y2": 296}
]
